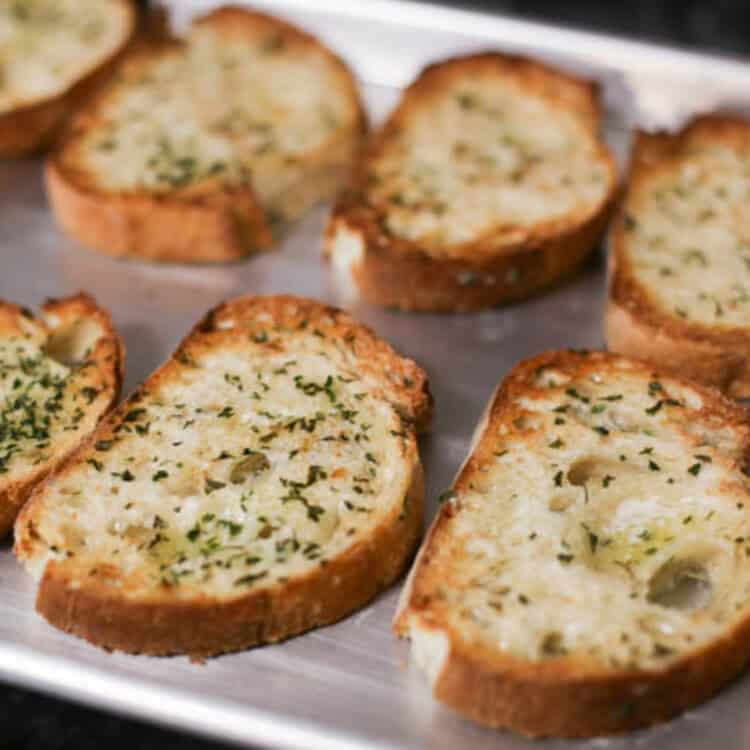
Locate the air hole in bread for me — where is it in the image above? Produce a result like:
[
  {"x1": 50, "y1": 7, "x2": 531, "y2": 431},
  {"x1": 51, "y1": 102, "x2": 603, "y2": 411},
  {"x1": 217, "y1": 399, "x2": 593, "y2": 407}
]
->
[
  {"x1": 534, "y1": 368, "x2": 570, "y2": 388},
  {"x1": 647, "y1": 559, "x2": 711, "y2": 610},
  {"x1": 567, "y1": 459, "x2": 596, "y2": 486},
  {"x1": 567, "y1": 457, "x2": 627, "y2": 488},
  {"x1": 46, "y1": 318, "x2": 102, "y2": 366}
]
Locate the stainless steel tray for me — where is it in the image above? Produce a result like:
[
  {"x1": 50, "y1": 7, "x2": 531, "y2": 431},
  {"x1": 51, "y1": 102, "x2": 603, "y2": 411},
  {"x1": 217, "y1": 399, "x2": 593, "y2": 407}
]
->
[{"x1": 2, "y1": 2, "x2": 750, "y2": 748}]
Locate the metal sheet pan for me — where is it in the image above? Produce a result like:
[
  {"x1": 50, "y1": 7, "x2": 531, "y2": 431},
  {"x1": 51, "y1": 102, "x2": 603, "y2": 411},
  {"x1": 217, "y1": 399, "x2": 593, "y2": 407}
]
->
[{"x1": 2, "y1": 2, "x2": 750, "y2": 748}]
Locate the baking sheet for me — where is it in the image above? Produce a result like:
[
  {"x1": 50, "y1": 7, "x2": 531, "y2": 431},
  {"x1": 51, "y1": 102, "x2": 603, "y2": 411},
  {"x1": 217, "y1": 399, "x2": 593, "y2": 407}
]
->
[{"x1": 2, "y1": 1, "x2": 750, "y2": 748}]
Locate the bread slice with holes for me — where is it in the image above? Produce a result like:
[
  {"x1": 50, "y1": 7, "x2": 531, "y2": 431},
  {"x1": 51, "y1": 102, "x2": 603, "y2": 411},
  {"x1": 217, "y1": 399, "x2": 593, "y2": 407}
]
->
[
  {"x1": 15, "y1": 295, "x2": 431, "y2": 657},
  {"x1": 45, "y1": 7, "x2": 366, "y2": 263},
  {"x1": 0, "y1": 294, "x2": 123, "y2": 537},
  {"x1": 395, "y1": 349, "x2": 750, "y2": 737},
  {"x1": 0, "y1": 0, "x2": 137, "y2": 157},
  {"x1": 324, "y1": 53, "x2": 618, "y2": 312},
  {"x1": 605, "y1": 115, "x2": 750, "y2": 398}
]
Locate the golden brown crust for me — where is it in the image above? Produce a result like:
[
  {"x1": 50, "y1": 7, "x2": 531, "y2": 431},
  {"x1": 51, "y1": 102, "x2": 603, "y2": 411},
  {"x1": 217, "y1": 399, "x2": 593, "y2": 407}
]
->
[
  {"x1": 395, "y1": 349, "x2": 750, "y2": 737},
  {"x1": 0, "y1": 293, "x2": 123, "y2": 537},
  {"x1": 325, "y1": 52, "x2": 618, "y2": 312},
  {"x1": 46, "y1": 7, "x2": 365, "y2": 264},
  {"x1": 45, "y1": 154, "x2": 273, "y2": 263},
  {"x1": 19, "y1": 294, "x2": 430, "y2": 657},
  {"x1": 0, "y1": 0, "x2": 138, "y2": 158},
  {"x1": 606, "y1": 114, "x2": 750, "y2": 398}
]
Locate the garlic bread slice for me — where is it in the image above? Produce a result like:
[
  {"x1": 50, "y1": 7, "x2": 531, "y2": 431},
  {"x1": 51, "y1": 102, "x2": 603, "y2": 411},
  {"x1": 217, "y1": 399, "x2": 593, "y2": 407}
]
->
[
  {"x1": 326, "y1": 53, "x2": 618, "y2": 311},
  {"x1": 606, "y1": 115, "x2": 750, "y2": 397},
  {"x1": 15, "y1": 295, "x2": 431, "y2": 657},
  {"x1": 46, "y1": 7, "x2": 365, "y2": 263},
  {"x1": 395, "y1": 350, "x2": 750, "y2": 737},
  {"x1": 0, "y1": 0, "x2": 136, "y2": 157},
  {"x1": 0, "y1": 294, "x2": 123, "y2": 536}
]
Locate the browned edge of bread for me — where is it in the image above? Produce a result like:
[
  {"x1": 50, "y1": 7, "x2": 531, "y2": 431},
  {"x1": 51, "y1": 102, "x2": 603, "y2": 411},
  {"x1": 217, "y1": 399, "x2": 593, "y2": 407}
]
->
[
  {"x1": 394, "y1": 349, "x2": 750, "y2": 737},
  {"x1": 45, "y1": 7, "x2": 367, "y2": 264},
  {"x1": 325, "y1": 52, "x2": 619, "y2": 312},
  {"x1": 606, "y1": 114, "x2": 750, "y2": 398},
  {"x1": 0, "y1": 0, "x2": 138, "y2": 159},
  {"x1": 0, "y1": 293, "x2": 124, "y2": 537},
  {"x1": 15, "y1": 294, "x2": 432, "y2": 657}
]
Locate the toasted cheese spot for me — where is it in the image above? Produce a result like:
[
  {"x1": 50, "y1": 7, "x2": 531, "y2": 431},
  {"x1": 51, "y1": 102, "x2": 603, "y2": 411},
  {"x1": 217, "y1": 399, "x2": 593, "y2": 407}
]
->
[
  {"x1": 77, "y1": 21, "x2": 358, "y2": 221},
  {"x1": 366, "y1": 76, "x2": 610, "y2": 255},
  {"x1": 0, "y1": 0, "x2": 132, "y2": 112},
  {"x1": 21, "y1": 336, "x2": 411, "y2": 595},
  {"x1": 424, "y1": 359, "x2": 750, "y2": 669},
  {"x1": 625, "y1": 141, "x2": 750, "y2": 327}
]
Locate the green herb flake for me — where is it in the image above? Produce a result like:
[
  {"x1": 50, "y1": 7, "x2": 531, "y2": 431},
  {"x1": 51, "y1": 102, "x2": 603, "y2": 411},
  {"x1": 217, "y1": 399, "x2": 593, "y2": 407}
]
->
[
  {"x1": 234, "y1": 571, "x2": 268, "y2": 586},
  {"x1": 205, "y1": 478, "x2": 226, "y2": 494}
]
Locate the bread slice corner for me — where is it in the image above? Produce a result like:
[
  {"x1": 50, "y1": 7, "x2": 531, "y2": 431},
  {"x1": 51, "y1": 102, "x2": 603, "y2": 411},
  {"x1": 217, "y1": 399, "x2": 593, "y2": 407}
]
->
[
  {"x1": 325, "y1": 52, "x2": 618, "y2": 312},
  {"x1": 395, "y1": 349, "x2": 750, "y2": 737},
  {"x1": 15, "y1": 294, "x2": 431, "y2": 658},
  {"x1": 45, "y1": 6, "x2": 366, "y2": 263},
  {"x1": 0, "y1": 292, "x2": 123, "y2": 537},
  {"x1": 0, "y1": 0, "x2": 137, "y2": 157},
  {"x1": 605, "y1": 114, "x2": 750, "y2": 397}
]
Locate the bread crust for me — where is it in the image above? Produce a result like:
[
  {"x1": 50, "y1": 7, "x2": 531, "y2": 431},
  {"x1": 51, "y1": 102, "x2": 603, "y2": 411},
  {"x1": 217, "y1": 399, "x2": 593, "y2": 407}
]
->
[
  {"x1": 325, "y1": 53, "x2": 618, "y2": 312},
  {"x1": 0, "y1": 293, "x2": 123, "y2": 537},
  {"x1": 0, "y1": 0, "x2": 138, "y2": 158},
  {"x1": 16, "y1": 295, "x2": 431, "y2": 657},
  {"x1": 395, "y1": 349, "x2": 750, "y2": 737},
  {"x1": 606, "y1": 115, "x2": 750, "y2": 398},
  {"x1": 46, "y1": 152, "x2": 274, "y2": 264},
  {"x1": 46, "y1": 7, "x2": 366, "y2": 264}
]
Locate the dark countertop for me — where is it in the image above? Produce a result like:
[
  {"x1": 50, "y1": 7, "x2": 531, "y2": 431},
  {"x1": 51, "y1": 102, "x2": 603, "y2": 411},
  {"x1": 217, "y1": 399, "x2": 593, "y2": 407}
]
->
[{"x1": 3, "y1": 2, "x2": 748, "y2": 749}]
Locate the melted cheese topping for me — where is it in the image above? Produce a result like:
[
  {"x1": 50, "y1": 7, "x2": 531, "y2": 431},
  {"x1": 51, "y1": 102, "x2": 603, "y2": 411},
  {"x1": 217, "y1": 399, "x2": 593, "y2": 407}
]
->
[
  {"x1": 428, "y1": 361, "x2": 750, "y2": 670},
  {"x1": 367, "y1": 77, "x2": 610, "y2": 254},
  {"x1": 79, "y1": 24, "x2": 355, "y2": 218},
  {"x1": 624, "y1": 143, "x2": 750, "y2": 327},
  {"x1": 0, "y1": 0, "x2": 131, "y2": 113},
  {"x1": 26, "y1": 337, "x2": 411, "y2": 597},
  {"x1": 0, "y1": 320, "x2": 108, "y2": 479}
]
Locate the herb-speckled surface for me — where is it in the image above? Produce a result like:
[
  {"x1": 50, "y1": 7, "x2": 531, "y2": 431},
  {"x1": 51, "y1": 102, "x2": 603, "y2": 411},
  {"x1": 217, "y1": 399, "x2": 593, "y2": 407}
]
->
[{"x1": 3, "y1": 1, "x2": 750, "y2": 748}]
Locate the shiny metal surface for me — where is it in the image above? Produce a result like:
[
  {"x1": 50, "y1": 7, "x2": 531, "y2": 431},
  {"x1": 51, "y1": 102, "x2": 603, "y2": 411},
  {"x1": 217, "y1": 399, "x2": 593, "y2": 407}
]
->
[{"x1": 1, "y1": 2, "x2": 750, "y2": 748}]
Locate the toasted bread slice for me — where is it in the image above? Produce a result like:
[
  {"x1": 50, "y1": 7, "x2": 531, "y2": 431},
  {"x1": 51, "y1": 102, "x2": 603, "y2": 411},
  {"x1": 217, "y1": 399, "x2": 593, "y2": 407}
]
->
[
  {"x1": 0, "y1": 294, "x2": 123, "y2": 537},
  {"x1": 15, "y1": 295, "x2": 431, "y2": 657},
  {"x1": 325, "y1": 53, "x2": 618, "y2": 312},
  {"x1": 0, "y1": 0, "x2": 137, "y2": 157},
  {"x1": 395, "y1": 349, "x2": 750, "y2": 737},
  {"x1": 45, "y1": 7, "x2": 366, "y2": 263},
  {"x1": 605, "y1": 115, "x2": 750, "y2": 398}
]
